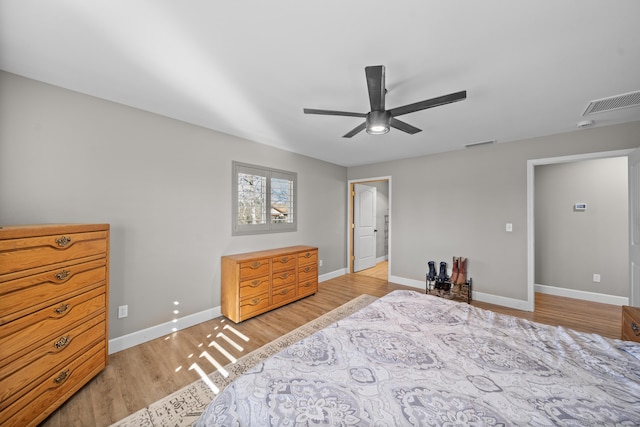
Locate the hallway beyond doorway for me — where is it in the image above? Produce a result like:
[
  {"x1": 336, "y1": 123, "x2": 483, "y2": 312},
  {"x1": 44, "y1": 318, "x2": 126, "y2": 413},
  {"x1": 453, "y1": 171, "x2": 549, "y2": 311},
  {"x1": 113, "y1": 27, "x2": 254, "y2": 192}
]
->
[{"x1": 355, "y1": 260, "x2": 388, "y2": 280}]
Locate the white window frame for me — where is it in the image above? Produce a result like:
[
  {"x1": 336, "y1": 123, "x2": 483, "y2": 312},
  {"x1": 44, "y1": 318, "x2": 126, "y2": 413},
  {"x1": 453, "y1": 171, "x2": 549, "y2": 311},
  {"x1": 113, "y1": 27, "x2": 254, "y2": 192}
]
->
[{"x1": 232, "y1": 161, "x2": 297, "y2": 235}]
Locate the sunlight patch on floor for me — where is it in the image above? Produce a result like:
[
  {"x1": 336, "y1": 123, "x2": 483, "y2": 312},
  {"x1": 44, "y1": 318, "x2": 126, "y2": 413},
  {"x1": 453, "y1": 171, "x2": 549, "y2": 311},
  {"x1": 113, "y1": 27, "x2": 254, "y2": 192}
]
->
[
  {"x1": 199, "y1": 351, "x2": 229, "y2": 378},
  {"x1": 188, "y1": 363, "x2": 220, "y2": 394},
  {"x1": 217, "y1": 333, "x2": 244, "y2": 351},
  {"x1": 208, "y1": 341, "x2": 237, "y2": 364},
  {"x1": 223, "y1": 324, "x2": 250, "y2": 341},
  {"x1": 171, "y1": 316, "x2": 253, "y2": 393}
]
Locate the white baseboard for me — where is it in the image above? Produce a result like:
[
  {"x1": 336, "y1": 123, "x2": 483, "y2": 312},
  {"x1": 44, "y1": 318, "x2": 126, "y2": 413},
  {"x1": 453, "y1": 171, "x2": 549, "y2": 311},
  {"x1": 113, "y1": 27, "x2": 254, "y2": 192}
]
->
[
  {"x1": 320, "y1": 268, "x2": 348, "y2": 282},
  {"x1": 109, "y1": 306, "x2": 221, "y2": 354},
  {"x1": 535, "y1": 283, "x2": 628, "y2": 306},
  {"x1": 472, "y1": 291, "x2": 533, "y2": 311},
  {"x1": 389, "y1": 275, "x2": 424, "y2": 290},
  {"x1": 390, "y1": 274, "x2": 533, "y2": 311}
]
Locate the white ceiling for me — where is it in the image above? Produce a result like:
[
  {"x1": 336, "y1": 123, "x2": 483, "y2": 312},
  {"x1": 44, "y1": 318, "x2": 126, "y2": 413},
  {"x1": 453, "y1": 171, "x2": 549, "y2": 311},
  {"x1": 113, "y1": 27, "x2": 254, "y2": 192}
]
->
[{"x1": 2, "y1": 1, "x2": 639, "y2": 167}]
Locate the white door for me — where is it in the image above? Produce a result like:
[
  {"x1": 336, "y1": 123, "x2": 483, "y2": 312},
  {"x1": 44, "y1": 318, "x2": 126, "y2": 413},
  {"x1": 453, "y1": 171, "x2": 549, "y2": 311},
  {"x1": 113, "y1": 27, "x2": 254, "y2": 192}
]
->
[
  {"x1": 629, "y1": 147, "x2": 640, "y2": 307},
  {"x1": 354, "y1": 184, "x2": 377, "y2": 272}
]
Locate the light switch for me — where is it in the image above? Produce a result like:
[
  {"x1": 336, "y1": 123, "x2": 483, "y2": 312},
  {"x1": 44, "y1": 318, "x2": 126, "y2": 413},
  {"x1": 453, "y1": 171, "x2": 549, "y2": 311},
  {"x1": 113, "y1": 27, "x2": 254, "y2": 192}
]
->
[{"x1": 506, "y1": 223, "x2": 513, "y2": 232}]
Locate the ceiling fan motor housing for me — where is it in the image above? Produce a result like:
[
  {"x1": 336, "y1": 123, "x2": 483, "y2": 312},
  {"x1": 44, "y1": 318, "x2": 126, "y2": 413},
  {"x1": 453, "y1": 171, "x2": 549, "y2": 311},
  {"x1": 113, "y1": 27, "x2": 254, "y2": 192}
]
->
[{"x1": 366, "y1": 110, "x2": 391, "y2": 134}]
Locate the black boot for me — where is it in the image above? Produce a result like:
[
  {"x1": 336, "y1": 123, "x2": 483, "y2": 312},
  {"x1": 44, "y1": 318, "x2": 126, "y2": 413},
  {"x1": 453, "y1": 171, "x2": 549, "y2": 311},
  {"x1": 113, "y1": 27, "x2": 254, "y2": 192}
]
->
[
  {"x1": 435, "y1": 262, "x2": 449, "y2": 295},
  {"x1": 426, "y1": 261, "x2": 436, "y2": 281},
  {"x1": 436, "y1": 261, "x2": 449, "y2": 282}
]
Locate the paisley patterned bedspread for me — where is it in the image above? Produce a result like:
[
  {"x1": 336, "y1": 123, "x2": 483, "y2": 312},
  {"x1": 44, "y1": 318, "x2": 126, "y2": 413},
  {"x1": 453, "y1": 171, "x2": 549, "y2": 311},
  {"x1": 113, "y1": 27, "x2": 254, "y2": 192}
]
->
[{"x1": 196, "y1": 290, "x2": 640, "y2": 426}]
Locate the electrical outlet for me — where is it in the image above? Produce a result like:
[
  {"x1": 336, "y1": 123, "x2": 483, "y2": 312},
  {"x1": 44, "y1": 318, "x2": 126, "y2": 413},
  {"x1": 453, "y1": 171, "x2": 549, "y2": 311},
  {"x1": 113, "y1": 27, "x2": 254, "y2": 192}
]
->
[
  {"x1": 505, "y1": 223, "x2": 513, "y2": 232},
  {"x1": 593, "y1": 274, "x2": 601, "y2": 283},
  {"x1": 319, "y1": 259, "x2": 323, "y2": 267},
  {"x1": 118, "y1": 305, "x2": 128, "y2": 318}
]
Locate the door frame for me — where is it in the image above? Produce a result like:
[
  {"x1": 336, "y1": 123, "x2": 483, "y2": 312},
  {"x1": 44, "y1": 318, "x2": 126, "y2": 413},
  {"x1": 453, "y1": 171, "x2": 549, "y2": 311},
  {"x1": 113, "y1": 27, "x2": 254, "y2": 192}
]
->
[
  {"x1": 347, "y1": 176, "x2": 391, "y2": 275},
  {"x1": 527, "y1": 148, "x2": 634, "y2": 311}
]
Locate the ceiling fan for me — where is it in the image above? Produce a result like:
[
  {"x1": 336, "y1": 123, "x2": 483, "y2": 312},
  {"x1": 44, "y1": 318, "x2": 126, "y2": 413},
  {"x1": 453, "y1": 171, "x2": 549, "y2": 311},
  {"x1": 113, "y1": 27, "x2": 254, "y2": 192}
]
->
[{"x1": 303, "y1": 65, "x2": 467, "y2": 138}]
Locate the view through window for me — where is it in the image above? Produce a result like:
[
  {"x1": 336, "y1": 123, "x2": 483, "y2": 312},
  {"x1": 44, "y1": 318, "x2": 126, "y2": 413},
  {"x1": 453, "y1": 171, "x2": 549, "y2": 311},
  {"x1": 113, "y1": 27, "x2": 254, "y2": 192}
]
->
[{"x1": 232, "y1": 162, "x2": 296, "y2": 235}]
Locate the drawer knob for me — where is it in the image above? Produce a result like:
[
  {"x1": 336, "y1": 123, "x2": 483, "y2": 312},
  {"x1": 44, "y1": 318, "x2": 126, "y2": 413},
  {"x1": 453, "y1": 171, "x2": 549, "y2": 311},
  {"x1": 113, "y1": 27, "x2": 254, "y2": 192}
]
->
[
  {"x1": 54, "y1": 303, "x2": 70, "y2": 315},
  {"x1": 304, "y1": 267, "x2": 311, "y2": 273},
  {"x1": 251, "y1": 262, "x2": 261, "y2": 269},
  {"x1": 54, "y1": 335, "x2": 71, "y2": 349},
  {"x1": 281, "y1": 272, "x2": 289, "y2": 279},
  {"x1": 282, "y1": 257, "x2": 289, "y2": 262},
  {"x1": 55, "y1": 269, "x2": 71, "y2": 281},
  {"x1": 55, "y1": 236, "x2": 72, "y2": 247},
  {"x1": 632, "y1": 321, "x2": 640, "y2": 336},
  {"x1": 280, "y1": 289, "x2": 289, "y2": 295},
  {"x1": 303, "y1": 281, "x2": 311, "y2": 287},
  {"x1": 54, "y1": 369, "x2": 70, "y2": 384},
  {"x1": 304, "y1": 253, "x2": 312, "y2": 258},
  {"x1": 250, "y1": 297, "x2": 261, "y2": 305},
  {"x1": 250, "y1": 280, "x2": 260, "y2": 287}
]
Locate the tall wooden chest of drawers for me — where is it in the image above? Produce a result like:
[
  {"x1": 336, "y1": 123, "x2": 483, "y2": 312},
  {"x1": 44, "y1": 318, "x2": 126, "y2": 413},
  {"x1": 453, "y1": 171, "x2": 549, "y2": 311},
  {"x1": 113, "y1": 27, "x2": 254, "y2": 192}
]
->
[
  {"x1": 221, "y1": 246, "x2": 318, "y2": 322},
  {"x1": 0, "y1": 224, "x2": 110, "y2": 427},
  {"x1": 621, "y1": 305, "x2": 640, "y2": 343}
]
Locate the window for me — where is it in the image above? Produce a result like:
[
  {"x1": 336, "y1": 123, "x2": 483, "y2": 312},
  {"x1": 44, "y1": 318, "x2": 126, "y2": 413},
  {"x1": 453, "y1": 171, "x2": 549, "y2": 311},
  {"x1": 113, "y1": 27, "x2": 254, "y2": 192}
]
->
[{"x1": 232, "y1": 162, "x2": 297, "y2": 235}]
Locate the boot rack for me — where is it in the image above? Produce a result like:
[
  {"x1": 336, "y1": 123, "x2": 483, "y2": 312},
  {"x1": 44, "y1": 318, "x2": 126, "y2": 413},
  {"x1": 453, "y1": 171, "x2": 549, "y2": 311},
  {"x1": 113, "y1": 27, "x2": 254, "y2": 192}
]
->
[{"x1": 426, "y1": 276, "x2": 472, "y2": 303}]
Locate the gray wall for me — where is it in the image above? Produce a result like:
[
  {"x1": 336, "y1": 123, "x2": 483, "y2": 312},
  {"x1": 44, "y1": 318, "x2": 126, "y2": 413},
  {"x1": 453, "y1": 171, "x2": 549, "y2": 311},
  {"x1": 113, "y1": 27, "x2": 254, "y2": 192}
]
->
[
  {"x1": 348, "y1": 122, "x2": 640, "y2": 302},
  {"x1": 0, "y1": 71, "x2": 347, "y2": 339},
  {"x1": 2, "y1": 70, "x2": 639, "y2": 337},
  {"x1": 535, "y1": 157, "x2": 628, "y2": 296}
]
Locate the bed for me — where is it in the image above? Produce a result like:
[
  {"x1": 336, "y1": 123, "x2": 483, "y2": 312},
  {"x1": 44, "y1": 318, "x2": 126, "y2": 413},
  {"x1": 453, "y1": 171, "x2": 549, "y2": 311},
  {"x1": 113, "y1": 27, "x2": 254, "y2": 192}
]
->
[{"x1": 196, "y1": 290, "x2": 640, "y2": 426}]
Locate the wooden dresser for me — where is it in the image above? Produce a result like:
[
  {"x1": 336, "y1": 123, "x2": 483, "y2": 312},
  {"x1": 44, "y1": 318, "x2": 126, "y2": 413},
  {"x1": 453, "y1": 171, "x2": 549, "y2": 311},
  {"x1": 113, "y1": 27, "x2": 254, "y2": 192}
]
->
[
  {"x1": 221, "y1": 246, "x2": 318, "y2": 322},
  {"x1": 621, "y1": 305, "x2": 640, "y2": 343},
  {"x1": 0, "y1": 224, "x2": 109, "y2": 427}
]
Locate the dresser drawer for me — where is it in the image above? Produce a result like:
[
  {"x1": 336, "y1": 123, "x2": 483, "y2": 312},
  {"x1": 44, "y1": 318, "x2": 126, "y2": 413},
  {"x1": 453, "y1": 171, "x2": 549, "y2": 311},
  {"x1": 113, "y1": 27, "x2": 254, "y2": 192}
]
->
[
  {"x1": 298, "y1": 264, "x2": 317, "y2": 282},
  {"x1": 298, "y1": 278, "x2": 318, "y2": 297},
  {"x1": 272, "y1": 284, "x2": 296, "y2": 305},
  {"x1": 239, "y1": 292, "x2": 270, "y2": 319},
  {"x1": 239, "y1": 276, "x2": 270, "y2": 299},
  {"x1": 622, "y1": 306, "x2": 640, "y2": 343},
  {"x1": 0, "y1": 342, "x2": 106, "y2": 427},
  {"x1": 272, "y1": 253, "x2": 296, "y2": 272},
  {"x1": 0, "y1": 259, "x2": 106, "y2": 325},
  {"x1": 272, "y1": 269, "x2": 296, "y2": 288},
  {"x1": 0, "y1": 314, "x2": 106, "y2": 411},
  {"x1": 239, "y1": 259, "x2": 270, "y2": 279},
  {"x1": 0, "y1": 231, "x2": 108, "y2": 277},
  {"x1": 298, "y1": 249, "x2": 317, "y2": 266},
  {"x1": 0, "y1": 287, "x2": 105, "y2": 367}
]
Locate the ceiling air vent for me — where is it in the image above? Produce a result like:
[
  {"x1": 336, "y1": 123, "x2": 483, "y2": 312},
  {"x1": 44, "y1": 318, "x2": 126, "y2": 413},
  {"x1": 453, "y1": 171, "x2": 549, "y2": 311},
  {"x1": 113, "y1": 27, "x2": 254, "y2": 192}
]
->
[
  {"x1": 465, "y1": 140, "x2": 496, "y2": 148},
  {"x1": 583, "y1": 90, "x2": 640, "y2": 116}
]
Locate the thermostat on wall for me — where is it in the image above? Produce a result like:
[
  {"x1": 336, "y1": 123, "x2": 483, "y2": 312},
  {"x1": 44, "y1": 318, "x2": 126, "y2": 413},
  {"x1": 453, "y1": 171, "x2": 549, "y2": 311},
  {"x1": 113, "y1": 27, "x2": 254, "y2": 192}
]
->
[{"x1": 574, "y1": 203, "x2": 587, "y2": 211}]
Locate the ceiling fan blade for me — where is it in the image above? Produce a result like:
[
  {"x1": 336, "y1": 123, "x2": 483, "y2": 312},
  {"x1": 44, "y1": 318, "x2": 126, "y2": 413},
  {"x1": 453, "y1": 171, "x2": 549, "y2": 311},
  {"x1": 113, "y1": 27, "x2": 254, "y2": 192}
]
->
[
  {"x1": 388, "y1": 90, "x2": 467, "y2": 117},
  {"x1": 303, "y1": 108, "x2": 366, "y2": 118},
  {"x1": 390, "y1": 118, "x2": 422, "y2": 134},
  {"x1": 343, "y1": 122, "x2": 367, "y2": 138},
  {"x1": 365, "y1": 65, "x2": 385, "y2": 111}
]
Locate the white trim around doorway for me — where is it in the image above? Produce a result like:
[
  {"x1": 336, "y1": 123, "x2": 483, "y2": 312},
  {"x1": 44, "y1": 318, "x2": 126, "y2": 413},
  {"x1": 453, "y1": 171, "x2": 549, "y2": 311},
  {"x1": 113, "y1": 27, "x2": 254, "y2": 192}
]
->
[
  {"x1": 347, "y1": 176, "x2": 392, "y2": 278},
  {"x1": 527, "y1": 149, "x2": 634, "y2": 312}
]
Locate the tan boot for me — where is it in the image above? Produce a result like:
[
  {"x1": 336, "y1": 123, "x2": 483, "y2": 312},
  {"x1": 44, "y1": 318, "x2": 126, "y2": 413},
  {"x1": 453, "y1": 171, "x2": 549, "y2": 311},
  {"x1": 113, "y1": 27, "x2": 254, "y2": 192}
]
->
[
  {"x1": 450, "y1": 256, "x2": 459, "y2": 286},
  {"x1": 456, "y1": 257, "x2": 467, "y2": 286}
]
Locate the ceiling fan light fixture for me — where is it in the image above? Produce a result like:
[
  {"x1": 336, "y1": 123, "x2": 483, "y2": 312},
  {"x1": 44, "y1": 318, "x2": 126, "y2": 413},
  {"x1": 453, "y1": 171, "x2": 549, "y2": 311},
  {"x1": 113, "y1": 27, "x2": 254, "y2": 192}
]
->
[
  {"x1": 366, "y1": 124, "x2": 390, "y2": 134},
  {"x1": 366, "y1": 111, "x2": 391, "y2": 135}
]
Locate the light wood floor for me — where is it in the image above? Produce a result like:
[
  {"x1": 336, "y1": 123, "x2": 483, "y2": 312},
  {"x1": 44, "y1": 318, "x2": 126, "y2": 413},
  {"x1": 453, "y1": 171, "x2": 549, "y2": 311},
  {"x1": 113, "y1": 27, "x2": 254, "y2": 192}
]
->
[{"x1": 41, "y1": 262, "x2": 623, "y2": 426}]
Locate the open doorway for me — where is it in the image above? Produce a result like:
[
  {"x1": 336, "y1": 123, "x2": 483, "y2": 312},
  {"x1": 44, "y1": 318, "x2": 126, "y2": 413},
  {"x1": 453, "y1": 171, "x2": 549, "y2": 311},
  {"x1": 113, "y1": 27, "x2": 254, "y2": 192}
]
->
[
  {"x1": 347, "y1": 177, "x2": 391, "y2": 279},
  {"x1": 527, "y1": 149, "x2": 634, "y2": 311}
]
